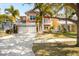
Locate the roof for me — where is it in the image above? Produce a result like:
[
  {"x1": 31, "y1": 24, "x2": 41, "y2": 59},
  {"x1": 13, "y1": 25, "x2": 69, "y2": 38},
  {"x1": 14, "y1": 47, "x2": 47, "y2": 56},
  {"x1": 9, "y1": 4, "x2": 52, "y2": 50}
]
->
[
  {"x1": 25, "y1": 10, "x2": 39, "y2": 15},
  {"x1": 20, "y1": 15, "x2": 26, "y2": 17}
]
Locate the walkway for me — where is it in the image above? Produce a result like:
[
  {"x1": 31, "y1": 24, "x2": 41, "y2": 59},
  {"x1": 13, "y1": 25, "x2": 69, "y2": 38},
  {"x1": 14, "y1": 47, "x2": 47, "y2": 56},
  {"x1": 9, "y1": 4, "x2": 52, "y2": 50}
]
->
[
  {"x1": 34, "y1": 38, "x2": 76, "y2": 43},
  {"x1": 0, "y1": 33, "x2": 36, "y2": 56}
]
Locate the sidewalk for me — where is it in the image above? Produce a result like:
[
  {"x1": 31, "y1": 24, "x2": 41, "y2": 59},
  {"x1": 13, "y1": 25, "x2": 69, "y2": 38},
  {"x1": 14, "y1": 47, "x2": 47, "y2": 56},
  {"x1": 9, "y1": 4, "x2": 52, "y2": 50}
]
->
[{"x1": 34, "y1": 38, "x2": 76, "y2": 43}]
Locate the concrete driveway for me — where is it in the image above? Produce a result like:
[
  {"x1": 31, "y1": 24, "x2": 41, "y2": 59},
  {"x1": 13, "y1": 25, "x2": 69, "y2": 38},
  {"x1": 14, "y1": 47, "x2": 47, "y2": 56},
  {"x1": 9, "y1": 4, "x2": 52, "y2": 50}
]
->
[{"x1": 0, "y1": 32, "x2": 36, "y2": 56}]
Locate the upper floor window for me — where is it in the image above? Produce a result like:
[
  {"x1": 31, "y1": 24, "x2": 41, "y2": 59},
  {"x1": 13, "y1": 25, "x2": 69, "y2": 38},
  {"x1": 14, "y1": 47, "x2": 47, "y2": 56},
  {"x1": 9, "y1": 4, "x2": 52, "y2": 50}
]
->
[
  {"x1": 30, "y1": 16, "x2": 36, "y2": 20},
  {"x1": 44, "y1": 18, "x2": 50, "y2": 23}
]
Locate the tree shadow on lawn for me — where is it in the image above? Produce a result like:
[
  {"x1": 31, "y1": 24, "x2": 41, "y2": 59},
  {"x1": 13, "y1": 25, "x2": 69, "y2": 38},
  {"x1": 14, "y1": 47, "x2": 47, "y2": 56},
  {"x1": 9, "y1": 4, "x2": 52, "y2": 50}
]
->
[
  {"x1": 53, "y1": 32, "x2": 77, "y2": 38},
  {"x1": 32, "y1": 43, "x2": 79, "y2": 56}
]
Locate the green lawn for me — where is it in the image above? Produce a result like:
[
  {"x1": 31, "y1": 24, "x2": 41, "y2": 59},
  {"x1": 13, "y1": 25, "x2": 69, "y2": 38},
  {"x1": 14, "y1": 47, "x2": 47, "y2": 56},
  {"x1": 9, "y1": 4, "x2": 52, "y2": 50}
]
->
[
  {"x1": 36, "y1": 32, "x2": 77, "y2": 40},
  {"x1": 33, "y1": 32, "x2": 77, "y2": 56},
  {"x1": 0, "y1": 29, "x2": 9, "y2": 37},
  {"x1": 62, "y1": 32, "x2": 77, "y2": 38},
  {"x1": 32, "y1": 43, "x2": 79, "y2": 56},
  {"x1": 51, "y1": 32, "x2": 77, "y2": 37}
]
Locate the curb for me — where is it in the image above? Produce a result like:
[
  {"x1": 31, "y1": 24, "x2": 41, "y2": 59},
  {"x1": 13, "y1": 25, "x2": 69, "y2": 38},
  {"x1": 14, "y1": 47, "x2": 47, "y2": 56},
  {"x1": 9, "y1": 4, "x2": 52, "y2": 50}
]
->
[{"x1": 0, "y1": 35, "x2": 14, "y2": 40}]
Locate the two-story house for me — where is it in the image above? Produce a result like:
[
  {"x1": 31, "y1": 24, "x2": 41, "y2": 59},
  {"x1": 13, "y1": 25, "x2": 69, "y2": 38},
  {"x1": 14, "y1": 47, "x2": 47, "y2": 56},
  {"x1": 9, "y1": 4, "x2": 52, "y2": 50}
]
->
[
  {"x1": 25, "y1": 10, "x2": 77, "y2": 33},
  {"x1": 25, "y1": 10, "x2": 52, "y2": 33}
]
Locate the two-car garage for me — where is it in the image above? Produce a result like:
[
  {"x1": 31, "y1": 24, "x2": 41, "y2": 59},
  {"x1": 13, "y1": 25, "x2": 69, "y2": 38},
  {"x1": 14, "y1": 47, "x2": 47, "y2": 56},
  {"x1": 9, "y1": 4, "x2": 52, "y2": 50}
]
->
[
  {"x1": 18, "y1": 22, "x2": 36, "y2": 33},
  {"x1": 26, "y1": 25, "x2": 36, "y2": 33}
]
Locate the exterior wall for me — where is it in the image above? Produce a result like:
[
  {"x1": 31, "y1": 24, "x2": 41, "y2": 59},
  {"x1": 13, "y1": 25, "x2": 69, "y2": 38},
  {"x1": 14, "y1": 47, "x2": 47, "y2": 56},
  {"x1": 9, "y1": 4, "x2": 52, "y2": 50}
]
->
[
  {"x1": 19, "y1": 16, "x2": 26, "y2": 23},
  {"x1": 26, "y1": 13, "x2": 36, "y2": 22},
  {"x1": 25, "y1": 11, "x2": 77, "y2": 33},
  {"x1": 26, "y1": 12, "x2": 52, "y2": 32},
  {"x1": 52, "y1": 18, "x2": 59, "y2": 31},
  {"x1": 42, "y1": 17, "x2": 51, "y2": 32},
  {"x1": 26, "y1": 12, "x2": 37, "y2": 33}
]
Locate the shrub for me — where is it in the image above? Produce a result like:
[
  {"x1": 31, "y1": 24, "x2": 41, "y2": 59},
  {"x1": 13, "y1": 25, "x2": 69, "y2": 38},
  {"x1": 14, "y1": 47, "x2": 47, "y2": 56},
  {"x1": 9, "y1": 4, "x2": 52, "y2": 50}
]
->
[
  {"x1": 13, "y1": 24, "x2": 18, "y2": 33},
  {"x1": 6, "y1": 29, "x2": 13, "y2": 34}
]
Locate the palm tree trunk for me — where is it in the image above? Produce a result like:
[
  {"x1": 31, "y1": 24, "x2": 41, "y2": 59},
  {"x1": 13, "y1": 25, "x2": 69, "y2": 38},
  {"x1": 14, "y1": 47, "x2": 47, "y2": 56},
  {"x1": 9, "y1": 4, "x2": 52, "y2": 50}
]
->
[
  {"x1": 36, "y1": 23, "x2": 38, "y2": 32},
  {"x1": 76, "y1": 3, "x2": 79, "y2": 46},
  {"x1": 76, "y1": 22, "x2": 79, "y2": 46},
  {"x1": 13, "y1": 18, "x2": 18, "y2": 33},
  {"x1": 65, "y1": 7, "x2": 68, "y2": 32},
  {"x1": 39, "y1": 22, "x2": 42, "y2": 32}
]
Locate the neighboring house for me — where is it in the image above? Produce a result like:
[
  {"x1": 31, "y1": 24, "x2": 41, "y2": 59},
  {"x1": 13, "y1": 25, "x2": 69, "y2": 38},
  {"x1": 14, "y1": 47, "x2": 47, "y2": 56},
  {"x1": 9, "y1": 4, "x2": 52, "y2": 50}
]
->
[
  {"x1": 2, "y1": 21, "x2": 13, "y2": 32},
  {"x1": 20, "y1": 16, "x2": 26, "y2": 23},
  {"x1": 25, "y1": 10, "x2": 52, "y2": 33},
  {"x1": 17, "y1": 16, "x2": 27, "y2": 33},
  {"x1": 17, "y1": 16, "x2": 26, "y2": 23},
  {"x1": 25, "y1": 10, "x2": 77, "y2": 33},
  {"x1": 17, "y1": 16, "x2": 26, "y2": 27}
]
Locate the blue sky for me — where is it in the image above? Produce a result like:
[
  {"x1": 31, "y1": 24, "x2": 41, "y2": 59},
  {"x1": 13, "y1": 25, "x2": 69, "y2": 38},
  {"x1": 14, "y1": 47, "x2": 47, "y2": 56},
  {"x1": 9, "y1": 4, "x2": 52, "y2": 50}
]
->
[
  {"x1": 0, "y1": 3, "x2": 34, "y2": 16},
  {"x1": 0, "y1": 3, "x2": 65, "y2": 16}
]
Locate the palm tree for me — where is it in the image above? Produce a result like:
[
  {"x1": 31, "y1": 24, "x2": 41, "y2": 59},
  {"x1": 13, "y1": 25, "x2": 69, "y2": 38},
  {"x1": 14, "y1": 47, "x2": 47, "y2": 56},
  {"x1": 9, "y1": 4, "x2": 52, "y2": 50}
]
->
[
  {"x1": 5, "y1": 5, "x2": 20, "y2": 23},
  {"x1": 5, "y1": 5, "x2": 20, "y2": 33},
  {"x1": 73, "y1": 4, "x2": 79, "y2": 46},
  {"x1": 63, "y1": 5, "x2": 75, "y2": 32},
  {"x1": 33, "y1": 3, "x2": 53, "y2": 32},
  {"x1": 51, "y1": 4, "x2": 64, "y2": 31},
  {"x1": 0, "y1": 14, "x2": 14, "y2": 30},
  {"x1": 50, "y1": 3, "x2": 79, "y2": 46}
]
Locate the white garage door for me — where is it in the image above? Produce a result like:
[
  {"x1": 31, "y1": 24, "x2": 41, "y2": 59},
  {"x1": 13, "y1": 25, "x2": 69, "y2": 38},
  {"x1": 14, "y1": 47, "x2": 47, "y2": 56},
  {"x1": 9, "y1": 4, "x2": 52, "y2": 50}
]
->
[
  {"x1": 26, "y1": 25, "x2": 36, "y2": 33},
  {"x1": 18, "y1": 23, "x2": 36, "y2": 33}
]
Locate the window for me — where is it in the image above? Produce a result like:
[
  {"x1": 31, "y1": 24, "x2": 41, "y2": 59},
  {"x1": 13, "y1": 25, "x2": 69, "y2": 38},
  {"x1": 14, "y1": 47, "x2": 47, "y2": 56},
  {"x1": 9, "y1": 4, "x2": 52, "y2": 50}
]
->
[
  {"x1": 44, "y1": 18, "x2": 50, "y2": 23},
  {"x1": 44, "y1": 26, "x2": 49, "y2": 30},
  {"x1": 30, "y1": 16, "x2": 36, "y2": 20}
]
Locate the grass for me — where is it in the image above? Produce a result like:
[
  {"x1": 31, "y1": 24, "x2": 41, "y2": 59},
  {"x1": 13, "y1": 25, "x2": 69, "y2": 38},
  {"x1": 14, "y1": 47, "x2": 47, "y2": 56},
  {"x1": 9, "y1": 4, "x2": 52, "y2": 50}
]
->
[
  {"x1": 33, "y1": 32, "x2": 77, "y2": 56},
  {"x1": 36, "y1": 32, "x2": 77, "y2": 40},
  {"x1": 0, "y1": 29, "x2": 10, "y2": 37},
  {"x1": 63, "y1": 32, "x2": 77, "y2": 38},
  {"x1": 32, "y1": 42, "x2": 79, "y2": 56},
  {"x1": 0, "y1": 29, "x2": 77, "y2": 56}
]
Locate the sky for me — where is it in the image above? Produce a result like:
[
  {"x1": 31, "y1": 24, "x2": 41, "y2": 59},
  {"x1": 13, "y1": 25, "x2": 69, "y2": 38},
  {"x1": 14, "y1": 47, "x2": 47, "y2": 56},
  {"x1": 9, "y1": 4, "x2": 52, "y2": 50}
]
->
[
  {"x1": 0, "y1": 3, "x2": 65, "y2": 16},
  {"x1": 0, "y1": 3, "x2": 34, "y2": 16}
]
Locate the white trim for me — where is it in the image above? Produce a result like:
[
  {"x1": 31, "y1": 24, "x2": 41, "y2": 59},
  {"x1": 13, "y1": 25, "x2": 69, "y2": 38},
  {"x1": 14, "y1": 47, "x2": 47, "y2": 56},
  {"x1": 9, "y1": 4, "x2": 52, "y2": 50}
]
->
[{"x1": 59, "y1": 20, "x2": 74, "y2": 24}]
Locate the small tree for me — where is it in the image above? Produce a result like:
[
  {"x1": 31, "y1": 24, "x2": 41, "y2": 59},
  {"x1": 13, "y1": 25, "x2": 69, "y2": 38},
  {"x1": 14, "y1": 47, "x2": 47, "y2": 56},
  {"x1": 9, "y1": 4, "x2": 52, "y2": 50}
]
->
[{"x1": 33, "y1": 3, "x2": 53, "y2": 32}]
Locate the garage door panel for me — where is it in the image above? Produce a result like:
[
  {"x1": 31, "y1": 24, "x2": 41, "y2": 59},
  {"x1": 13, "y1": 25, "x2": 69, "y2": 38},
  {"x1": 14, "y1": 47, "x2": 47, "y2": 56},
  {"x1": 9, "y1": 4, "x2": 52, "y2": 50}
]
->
[
  {"x1": 26, "y1": 26, "x2": 36, "y2": 33},
  {"x1": 18, "y1": 23, "x2": 36, "y2": 33}
]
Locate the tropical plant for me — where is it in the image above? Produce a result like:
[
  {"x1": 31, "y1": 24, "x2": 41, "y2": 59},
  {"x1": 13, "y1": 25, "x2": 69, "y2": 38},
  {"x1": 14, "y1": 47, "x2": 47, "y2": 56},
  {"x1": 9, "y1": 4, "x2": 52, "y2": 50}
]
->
[
  {"x1": 0, "y1": 14, "x2": 13, "y2": 23},
  {"x1": 33, "y1": 3, "x2": 53, "y2": 32},
  {"x1": 49, "y1": 4, "x2": 64, "y2": 31},
  {"x1": 5, "y1": 5, "x2": 20, "y2": 23},
  {"x1": 63, "y1": 5, "x2": 75, "y2": 32},
  {"x1": 51, "y1": 3, "x2": 79, "y2": 46}
]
